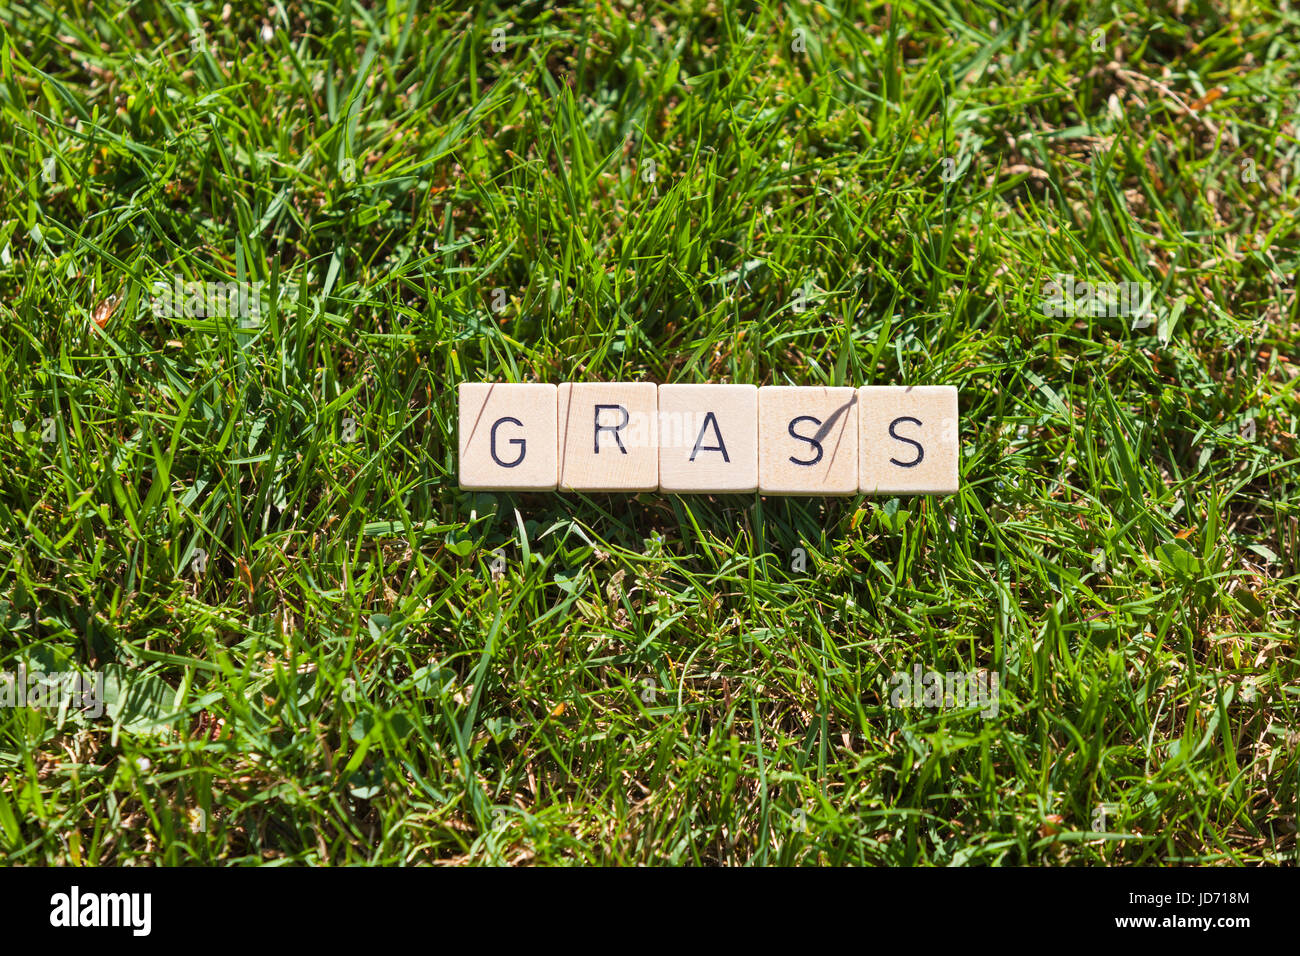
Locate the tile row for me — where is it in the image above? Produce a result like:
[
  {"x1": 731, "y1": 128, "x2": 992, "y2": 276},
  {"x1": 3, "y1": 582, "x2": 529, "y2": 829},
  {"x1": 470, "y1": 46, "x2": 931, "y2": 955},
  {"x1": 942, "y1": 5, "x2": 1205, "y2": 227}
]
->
[{"x1": 458, "y1": 383, "x2": 959, "y2": 495}]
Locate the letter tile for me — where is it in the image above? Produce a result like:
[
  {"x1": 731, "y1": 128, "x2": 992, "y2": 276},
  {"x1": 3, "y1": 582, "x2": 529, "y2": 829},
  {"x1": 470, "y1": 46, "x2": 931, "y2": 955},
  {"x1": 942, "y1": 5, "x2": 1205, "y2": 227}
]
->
[
  {"x1": 557, "y1": 382, "x2": 658, "y2": 492},
  {"x1": 757, "y1": 386, "x2": 858, "y2": 495},
  {"x1": 657, "y1": 384, "x2": 758, "y2": 493},
  {"x1": 458, "y1": 383, "x2": 558, "y2": 491},
  {"x1": 858, "y1": 385, "x2": 959, "y2": 494}
]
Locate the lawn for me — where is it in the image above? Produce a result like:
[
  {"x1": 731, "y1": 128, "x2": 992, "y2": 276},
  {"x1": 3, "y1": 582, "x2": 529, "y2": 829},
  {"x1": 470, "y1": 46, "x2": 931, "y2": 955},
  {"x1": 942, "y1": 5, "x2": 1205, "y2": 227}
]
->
[{"x1": 0, "y1": 0, "x2": 1296, "y2": 865}]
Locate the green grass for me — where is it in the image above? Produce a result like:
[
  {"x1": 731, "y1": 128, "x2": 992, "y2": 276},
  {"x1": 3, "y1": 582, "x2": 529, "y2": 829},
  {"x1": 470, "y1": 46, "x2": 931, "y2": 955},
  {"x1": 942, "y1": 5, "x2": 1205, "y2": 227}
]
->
[{"x1": 0, "y1": 0, "x2": 1296, "y2": 865}]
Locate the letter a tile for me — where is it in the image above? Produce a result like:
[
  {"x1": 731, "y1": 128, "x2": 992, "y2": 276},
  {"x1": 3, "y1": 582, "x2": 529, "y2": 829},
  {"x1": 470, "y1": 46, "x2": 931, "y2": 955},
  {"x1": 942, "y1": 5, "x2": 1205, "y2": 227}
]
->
[
  {"x1": 458, "y1": 383, "x2": 558, "y2": 491},
  {"x1": 557, "y1": 382, "x2": 658, "y2": 492},
  {"x1": 858, "y1": 386, "x2": 959, "y2": 494},
  {"x1": 658, "y1": 384, "x2": 757, "y2": 493},
  {"x1": 758, "y1": 386, "x2": 858, "y2": 495}
]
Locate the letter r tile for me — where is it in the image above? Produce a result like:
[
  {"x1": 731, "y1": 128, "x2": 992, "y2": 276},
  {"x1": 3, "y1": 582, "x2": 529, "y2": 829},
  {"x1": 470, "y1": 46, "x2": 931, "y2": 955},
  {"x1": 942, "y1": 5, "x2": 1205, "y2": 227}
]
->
[
  {"x1": 758, "y1": 386, "x2": 858, "y2": 495},
  {"x1": 557, "y1": 382, "x2": 658, "y2": 492},
  {"x1": 458, "y1": 383, "x2": 558, "y2": 491},
  {"x1": 858, "y1": 386, "x2": 959, "y2": 494},
  {"x1": 657, "y1": 384, "x2": 757, "y2": 493}
]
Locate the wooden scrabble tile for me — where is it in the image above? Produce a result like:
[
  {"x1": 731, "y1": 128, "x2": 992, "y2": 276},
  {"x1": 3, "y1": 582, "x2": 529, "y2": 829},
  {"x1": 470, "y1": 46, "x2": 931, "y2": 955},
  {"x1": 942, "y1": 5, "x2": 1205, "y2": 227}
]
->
[
  {"x1": 458, "y1": 383, "x2": 558, "y2": 491},
  {"x1": 557, "y1": 382, "x2": 658, "y2": 492},
  {"x1": 460, "y1": 382, "x2": 556, "y2": 489},
  {"x1": 758, "y1": 386, "x2": 859, "y2": 495},
  {"x1": 858, "y1": 385, "x2": 959, "y2": 494},
  {"x1": 657, "y1": 384, "x2": 758, "y2": 493}
]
